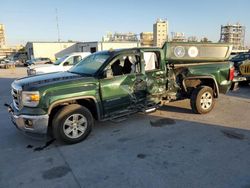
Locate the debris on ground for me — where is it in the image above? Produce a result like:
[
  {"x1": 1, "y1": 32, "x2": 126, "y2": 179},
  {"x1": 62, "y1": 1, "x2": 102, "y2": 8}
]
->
[{"x1": 33, "y1": 138, "x2": 56, "y2": 151}]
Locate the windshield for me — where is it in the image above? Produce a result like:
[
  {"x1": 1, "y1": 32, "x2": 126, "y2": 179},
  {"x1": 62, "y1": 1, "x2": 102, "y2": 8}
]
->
[
  {"x1": 231, "y1": 54, "x2": 242, "y2": 60},
  {"x1": 231, "y1": 53, "x2": 250, "y2": 61},
  {"x1": 69, "y1": 51, "x2": 110, "y2": 75},
  {"x1": 54, "y1": 55, "x2": 69, "y2": 65}
]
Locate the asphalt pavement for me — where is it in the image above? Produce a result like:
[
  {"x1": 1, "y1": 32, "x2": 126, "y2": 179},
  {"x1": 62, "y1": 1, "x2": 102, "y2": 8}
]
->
[{"x1": 0, "y1": 67, "x2": 250, "y2": 188}]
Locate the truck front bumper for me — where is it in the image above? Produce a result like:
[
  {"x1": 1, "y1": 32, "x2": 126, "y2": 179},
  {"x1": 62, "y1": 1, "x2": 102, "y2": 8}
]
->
[
  {"x1": 233, "y1": 76, "x2": 247, "y2": 82},
  {"x1": 8, "y1": 105, "x2": 49, "y2": 136}
]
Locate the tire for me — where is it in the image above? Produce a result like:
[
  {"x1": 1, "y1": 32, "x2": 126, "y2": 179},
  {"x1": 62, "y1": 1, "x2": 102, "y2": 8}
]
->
[
  {"x1": 190, "y1": 86, "x2": 215, "y2": 114},
  {"x1": 52, "y1": 104, "x2": 93, "y2": 144}
]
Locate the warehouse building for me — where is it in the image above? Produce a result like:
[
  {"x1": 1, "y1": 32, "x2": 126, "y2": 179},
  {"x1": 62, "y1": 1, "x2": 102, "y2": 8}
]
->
[
  {"x1": 25, "y1": 42, "x2": 77, "y2": 60},
  {"x1": 26, "y1": 41, "x2": 140, "y2": 60},
  {"x1": 76, "y1": 41, "x2": 140, "y2": 53}
]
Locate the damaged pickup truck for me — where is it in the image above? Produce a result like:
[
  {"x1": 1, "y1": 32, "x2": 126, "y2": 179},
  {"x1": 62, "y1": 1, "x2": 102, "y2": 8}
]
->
[{"x1": 7, "y1": 42, "x2": 234, "y2": 144}]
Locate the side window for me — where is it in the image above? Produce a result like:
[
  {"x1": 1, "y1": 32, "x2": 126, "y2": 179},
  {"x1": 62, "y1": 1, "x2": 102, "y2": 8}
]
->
[
  {"x1": 110, "y1": 57, "x2": 123, "y2": 76},
  {"x1": 63, "y1": 56, "x2": 74, "y2": 66},
  {"x1": 144, "y1": 52, "x2": 160, "y2": 71},
  {"x1": 73, "y1": 56, "x2": 82, "y2": 65},
  {"x1": 106, "y1": 54, "x2": 141, "y2": 77},
  {"x1": 245, "y1": 54, "x2": 250, "y2": 59}
]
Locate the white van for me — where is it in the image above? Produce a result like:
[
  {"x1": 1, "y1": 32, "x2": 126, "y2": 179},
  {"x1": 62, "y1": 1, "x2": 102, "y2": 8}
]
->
[{"x1": 27, "y1": 52, "x2": 91, "y2": 76}]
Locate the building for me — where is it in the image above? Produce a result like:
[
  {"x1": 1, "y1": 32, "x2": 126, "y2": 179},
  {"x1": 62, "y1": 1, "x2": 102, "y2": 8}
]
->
[
  {"x1": 140, "y1": 32, "x2": 153, "y2": 47},
  {"x1": 220, "y1": 23, "x2": 246, "y2": 50},
  {"x1": 25, "y1": 42, "x2": 77, "y2": 60},
  {"x1": 171, "y1": 32, "x2": 186, "y2": 42},
  {"x1": 0, "y1": 24, "x2": 24, "y2": 59},
  {"x1": 25, "y1": 41, "x2": 141, "y2": 60},
  {"x1": 77, "y1": 41, "x2": 140, "y2": 53},
  {"x1": 0, "y1": 24, "x2": 5, "y2": 47},
  {"x1": 102, "y1": 32, "x2": 138, "y2": 42},
  {"x1": 153, "y1": 19, "x2": 168, "y2": 47},
  {"x1": 0, "y1": 46, "x2": 22, "y2": 59}
]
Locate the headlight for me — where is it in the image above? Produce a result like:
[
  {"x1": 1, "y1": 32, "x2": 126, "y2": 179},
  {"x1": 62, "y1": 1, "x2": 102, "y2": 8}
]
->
[{"x1": 22, "y1": 91, "x2": 40, "y2": 107}]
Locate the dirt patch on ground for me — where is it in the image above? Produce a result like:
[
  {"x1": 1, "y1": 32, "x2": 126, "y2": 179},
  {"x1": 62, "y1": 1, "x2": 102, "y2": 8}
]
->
[{"x1": 42, "y1": 165, "x2": 71, "y2": 180}]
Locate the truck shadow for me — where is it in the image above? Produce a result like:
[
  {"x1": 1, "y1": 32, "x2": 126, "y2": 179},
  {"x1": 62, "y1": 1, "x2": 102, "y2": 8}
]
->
[
  {"x1": 228, "y1": 85, "x2": 250, "y2": 100},
  {"x1": 159, "y1": 104, "x2": 193, "y2": 114}
]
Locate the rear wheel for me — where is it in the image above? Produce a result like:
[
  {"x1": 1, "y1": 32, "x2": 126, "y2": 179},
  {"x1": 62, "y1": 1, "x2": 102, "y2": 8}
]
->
[
  {"x1": 190, "y1": 86, "x2": 215, "y2": 114},
  {"x1": 52, "y1": 104, "x2": 93, "y2": 144}
]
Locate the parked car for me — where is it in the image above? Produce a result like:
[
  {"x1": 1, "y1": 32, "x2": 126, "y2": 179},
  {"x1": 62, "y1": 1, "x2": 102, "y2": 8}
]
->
[
  {"x1": 0, "y1": 60, "x2": 6, "y2": 68},
  {"x1": 0, "y1": 59, "x2": 16, "y2": 69},
  {"x1": 27, "y1": 52, "x2": 91, "y2": 76},
  {"x1": 24, "y1": 58, "x2": 52, "y2": 66},
  {"x1": 230, "y1": 53, "x2": 250, "y2": 86},
  {"x1": 237, "y1": 60, "x2": 250, "y2": 85},
  {"x1": 230, "y1": 52, "x2": 250, "y2": 64}
]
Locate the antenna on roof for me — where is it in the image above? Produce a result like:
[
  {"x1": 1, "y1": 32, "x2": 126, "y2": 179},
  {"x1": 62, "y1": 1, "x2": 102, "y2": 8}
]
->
[{"x1": 55, "y1": 8, "x2": 61, "y2": 42}]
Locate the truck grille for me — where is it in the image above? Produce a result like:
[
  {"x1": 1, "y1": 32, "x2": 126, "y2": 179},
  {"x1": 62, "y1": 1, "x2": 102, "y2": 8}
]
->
[
  {"x1": 11, "y1": 87, "x2": 22, "y2": 110},
  {"x1": 240, "y1": 64, "x2": 250, "y2": 76}
]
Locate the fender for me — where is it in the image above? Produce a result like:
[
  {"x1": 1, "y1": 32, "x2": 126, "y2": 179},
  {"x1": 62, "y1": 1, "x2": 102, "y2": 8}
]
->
[
  {"x1": 47, "y1": 96, "x2": 102, "y2": 120},
  {"x1": 182, "y1": 76, "x2": 219, "y2": 97}
]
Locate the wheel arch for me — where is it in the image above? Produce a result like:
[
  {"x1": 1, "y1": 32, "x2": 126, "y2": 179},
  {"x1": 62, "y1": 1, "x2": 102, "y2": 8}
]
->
[
  {"x1": 48, "y1": 96, "x2": 101, "y2": 122},
  {"x1": 182, "y1": 76, "x2": 219, "y2": 98}
]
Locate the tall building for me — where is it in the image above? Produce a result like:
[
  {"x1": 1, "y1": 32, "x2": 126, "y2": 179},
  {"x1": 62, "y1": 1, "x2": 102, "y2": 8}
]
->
[
  {"x1": 140, "y1": 32, "x2": 153, "y2": 47},
  {"x1": 0, "y1": 24, "x2": 5, "y2": 47},
  {"x1": 220, "y1": 23, "x2": 246, "y2": 50},
  {"x1": 153, "y1": 19, "x2": 168, "y2": 47},
  {"x1": 0, "y1": 24, "x2": 24, "y2": 59}
]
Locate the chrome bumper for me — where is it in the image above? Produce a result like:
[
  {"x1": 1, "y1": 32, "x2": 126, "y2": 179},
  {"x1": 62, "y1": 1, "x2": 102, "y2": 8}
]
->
[
  {"x1": 233, "y1": 76, "x2": 247, "y2": 82},
  {"x1": 10, "y1": 111, "x2": 49, "y2": 135}
]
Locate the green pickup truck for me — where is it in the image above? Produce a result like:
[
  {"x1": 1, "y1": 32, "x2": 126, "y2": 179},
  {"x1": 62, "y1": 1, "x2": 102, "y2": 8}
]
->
[{"x1": 7, "y1": 42, "x2": 234, "y2": 144}]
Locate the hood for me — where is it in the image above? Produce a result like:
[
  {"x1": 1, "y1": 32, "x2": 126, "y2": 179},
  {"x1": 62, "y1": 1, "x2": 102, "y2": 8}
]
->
[
  {"x1": 13, "y1": 71, "x2": 84, "y2": 89},
  {"x1": 29, "y1": 64, "x2": 56, "y2": 69}
]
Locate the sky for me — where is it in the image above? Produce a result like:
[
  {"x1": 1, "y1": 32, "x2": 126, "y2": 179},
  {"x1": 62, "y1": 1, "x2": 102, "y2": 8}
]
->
[{"x1": 0, "y1": 0, "x2": 249, "y2": 46}]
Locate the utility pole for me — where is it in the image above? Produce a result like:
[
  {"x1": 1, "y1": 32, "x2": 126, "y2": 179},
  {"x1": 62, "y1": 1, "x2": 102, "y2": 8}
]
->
[{"x1": 55, "y1": 8, "x2": 61, "y2": 42}]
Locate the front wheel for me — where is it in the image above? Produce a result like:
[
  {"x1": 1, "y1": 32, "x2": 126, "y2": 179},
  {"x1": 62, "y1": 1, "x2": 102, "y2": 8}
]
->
[
  {"x1": 52, "y1": 104, "x2": 93, "y2": 144},
  {"x1": 190, "y1": 86, "x2": 215, "y2": 114}
]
